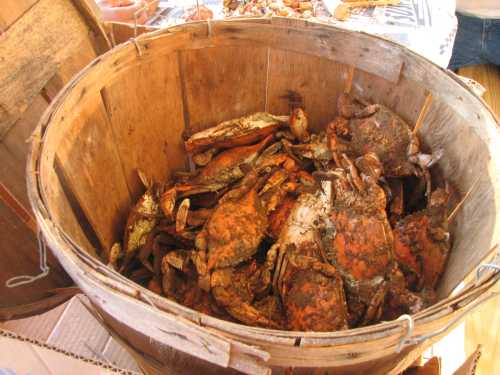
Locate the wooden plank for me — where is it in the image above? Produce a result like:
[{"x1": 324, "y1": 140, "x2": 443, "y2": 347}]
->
[
  {"x1": 0, "y1": 0, "x2": 95, "y2": 138},
  {"x1": 0, "y1": 201, "x2": 71, "y2": 307},
  {"x1": 107, "y1": 22, "x2": 154, "y2": 45},
  {"x1": 459, "y1": 64, "x2": 500, "y2": 118},
  {"x1": 0, "y1": 0, "x2": 38, "y2": 31},
  {"x1": 0, "y1": 94, "x2": 48, "y2": 209},
  {"x1": 212, "y1": 20, "x2": 404, "y2": 83},
  {"x1": 54, "y1": 96, "x2": 132, "y2": 252},
  {"x1": 43, "y1": 37, "x2": 98, "y2": 101},
  {"x1": 102, "y1": 53, "x2": 186, "y2": 199},
  {"x1": 179, "y1": 45, "x2": 268, "y2": 134},
  {"x1": 351, "y1": 68, "x2": 428, "y2": 127},
  {"x1": 0, "y1": 183, "x2": 37, "y2": 233},
  {"x1": 266, "y1": 49, "x2": 351, "y2": 133},
  {"x1": 70, "y1": 0, "x2": 112, "y2": 54},
  {"x1": 49, "y1": 158, "x2": 99, "y2": 256}
]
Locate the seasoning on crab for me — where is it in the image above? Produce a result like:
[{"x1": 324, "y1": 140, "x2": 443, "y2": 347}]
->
[
  {"x1": 160, "y1": 135, "x2": 274, "y2": 219},
  {"x1": 327, "y1": 93, "x2": 442, "y2": 196},
  {"x1": 393, "y1": 187, "x2": 451, "y2": 291},
  {"x1": 318, "y1": 153, "x2": 423, "y2": 326},
  {"x1": 263, "y1": 185, "x2": 349, "y2": 331},
  {"x1": 191, "y1": 171, "x2": 282, "y2": 328}
]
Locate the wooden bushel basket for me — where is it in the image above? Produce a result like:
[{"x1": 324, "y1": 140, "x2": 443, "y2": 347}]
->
[{"x1": 27, "y1": 18, "x2": 500, "y2": 374}]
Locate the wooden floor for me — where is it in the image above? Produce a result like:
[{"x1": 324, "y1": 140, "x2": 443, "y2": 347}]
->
[{"x1": 458, "y1": 64, "x2": 500, "y2": 375}]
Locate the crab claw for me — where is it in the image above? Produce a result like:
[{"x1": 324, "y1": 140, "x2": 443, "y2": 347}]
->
[
  {"x1": 338, "y1": 93, "x2": 380, "y2": 119},
  {"x1": 160, "y1": 188, "x2": 177, "y2": 220},
  {"x1": 412, "y1": 148, "x2": 444, "y2": 170},
  {"x1": 289, "y1": 108, "x2": 310, "y2": 142}
]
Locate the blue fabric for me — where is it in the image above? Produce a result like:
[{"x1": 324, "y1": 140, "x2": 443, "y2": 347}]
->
[{"x1": 448, "y1": 12, "x2": 500, "y2": 70}]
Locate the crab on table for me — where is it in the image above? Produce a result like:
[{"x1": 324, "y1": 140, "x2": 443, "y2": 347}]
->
[
  {"x1": 393, "y1": 186, "x2": 451, "y2": 291},
  {"x1": 262, "y1": 186, "x2": 349, "y2": 331},
  {"x1": 327, "y1": 93, "x2": 441, "y2": 196}
]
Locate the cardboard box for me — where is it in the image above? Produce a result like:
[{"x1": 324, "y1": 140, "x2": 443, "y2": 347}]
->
[{"x1": 1, "y1": 295, "x2": 141, "y2": 374}]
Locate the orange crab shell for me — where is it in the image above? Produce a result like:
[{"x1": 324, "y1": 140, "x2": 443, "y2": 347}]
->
[
  {"x1": 194, "y1": 135, "x2": 274, "y2": 185},
  {"x1": 283, "y1": 268, "x2": 348, "y2": 331},
  {"x1": 267, "y1": 194, "x2": 297, "y2": 239},
  {"x1": 206, "y1": 188, "x2": 268, "y2": 270},
  {"x1": 330, "y1": 209, "x2": 392, "y2": 282},
  {"x1": 184, "y1": 113, "x2": 288, "y2": 154},
  {"x1": 393, "y1": 211, "x2": 449, "y2": 290}
]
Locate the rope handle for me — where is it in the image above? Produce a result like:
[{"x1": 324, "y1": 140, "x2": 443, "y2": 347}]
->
[
  {"x1": 5, "y1": 230, "x2": 50, "y2": 288},
  {"x1": 396, "y1": 252, "x2": 500, "y2": 352}
]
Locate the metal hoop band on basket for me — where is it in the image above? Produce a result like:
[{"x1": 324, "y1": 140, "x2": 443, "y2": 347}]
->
[
  {"x1": 396, "y1": 252, "x2": 500, "y2": 353},
  {"x1": 476, "y1": 247, "x2": 500, "y2": 282}
]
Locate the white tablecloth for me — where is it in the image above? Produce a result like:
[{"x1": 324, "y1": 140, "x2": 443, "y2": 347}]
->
[
  {"x1": 320, "y1": 0, "x2": 458, "y2": 68},
  {"x1": 150, "y1": 0, "x2": 457, "y2": 68}
]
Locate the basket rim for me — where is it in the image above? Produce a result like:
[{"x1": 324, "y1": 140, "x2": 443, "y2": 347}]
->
[{"x1": 26, "y1": 18, "x2": 500, "y2": 346}]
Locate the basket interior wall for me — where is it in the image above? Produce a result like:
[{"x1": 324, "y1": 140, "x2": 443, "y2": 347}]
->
[{"x1": 38, "y1": 26, "x2": 500, "y2": 303}]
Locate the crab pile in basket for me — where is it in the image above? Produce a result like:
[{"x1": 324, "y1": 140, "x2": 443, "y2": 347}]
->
[{"x1": 110, "y1": 93, "x2": 452, "y2": 331}]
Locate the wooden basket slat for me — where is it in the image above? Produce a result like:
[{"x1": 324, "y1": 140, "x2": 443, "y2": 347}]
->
[
  {"x1": 101, "y1": 54, "x2": 187, "y2": 199},
  {"x1": 179, "y1": 45, "x2": 269, "y2": 135},
  {"x1": 50, "y1": 96, "x2": 132, "y2": 252},
  {"x1": 418, "y1": 96, "x2": 500, "y2": 296}
]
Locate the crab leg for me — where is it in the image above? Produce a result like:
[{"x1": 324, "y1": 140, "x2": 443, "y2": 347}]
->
[{"x1": 211, "y1": 268, "x2": 282, "y2": 329}]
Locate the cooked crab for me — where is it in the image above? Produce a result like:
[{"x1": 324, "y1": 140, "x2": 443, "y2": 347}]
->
[
  {"x1": 318, "y1": 153, "x2": 423, "y2": 325},
  {"x1": 189, "y1": 171, "x2": 283, "y2": 328},
  {"x1": 120, "y1": 185, "x2": 161, "y2": 272},
  {"x1": 327, "y1": 94, "x2": 441, "y2": 196},
  {"x1": 161, "y1": 251, "x2": 234, "y2": 320},
  {"x1": 184, "y1": 112, "x2": 289, "y2": 154},
  {"x1": 317, "y1": 154, "x2": 391, "y2": 325},
  {"x1": 263, "y1": 187, "x2": 349, "y2": 331},
  {"x1": 393, "y1": 186, "x2": 451, "y2": 291},
  {"x1": 160, "y1": 135, "x2": 274, "y2": 217}
]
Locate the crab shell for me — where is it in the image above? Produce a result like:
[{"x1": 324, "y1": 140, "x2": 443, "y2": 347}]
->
[
  {"x1": 329, "y1": 208, "x2": 393, "y2": 283},
  {"x1": 281, "y1": 257, "x2": 349, "y2": 331},
  {"x1": 393, "y1": 188, "x2": 450, "y2": 290},
  {"x1": 289, "y1": 108, "x2": 309, "y2": 142},
  {"x1": 185, "y1": 112, "x2": 289, "y2": 153},
  {"x1": 120, "y1": 187, "x2": 161, "y2": 272},
  {"x1": 203, "y1": 187, "x2": 268, "y2": 271},
  {"x1": 272, "y1": 189, "x2": 349, "y2": 331},
  {"x1": 345, "y1": 106, "x2": 416, "y2": 177}
]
